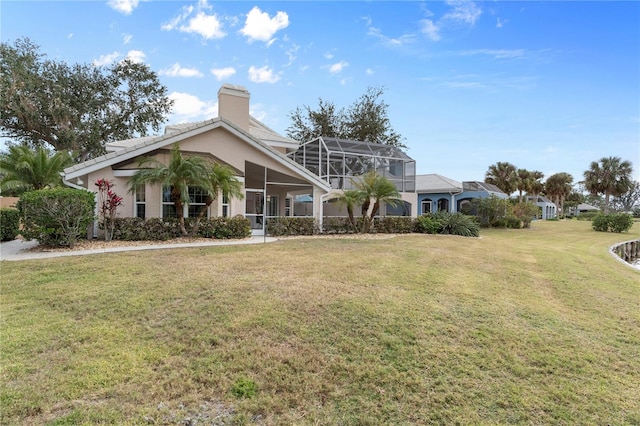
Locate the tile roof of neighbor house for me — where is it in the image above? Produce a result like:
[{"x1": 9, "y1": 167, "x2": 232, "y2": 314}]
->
[
  {"x1": 415, "y1": 174, "x2": 463, "y2": 192},
  {"x1": 63, "y1": 117, "x2": 330, "y2": 191},
  {"x1": 576, "y1": 203, "x2": 600, "y2": 211}
]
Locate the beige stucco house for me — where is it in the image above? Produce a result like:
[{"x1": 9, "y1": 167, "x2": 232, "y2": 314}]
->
[{"x1": 62, "y1": 84, "x2": 417, "y2": 235}]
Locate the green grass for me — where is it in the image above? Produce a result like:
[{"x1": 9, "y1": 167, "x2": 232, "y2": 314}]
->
[{"x1": 1, "y1": 220, "x2": 639, "y2": 425}]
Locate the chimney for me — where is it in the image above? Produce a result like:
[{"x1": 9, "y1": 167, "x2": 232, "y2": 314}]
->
[{"x1": 217, "y1": 84, "x2": 250, "y2": 132}]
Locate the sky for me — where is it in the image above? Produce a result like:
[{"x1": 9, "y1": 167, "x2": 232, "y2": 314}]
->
[{"x1": 2, "y1": 0, "x2": 639, "y2": 184}]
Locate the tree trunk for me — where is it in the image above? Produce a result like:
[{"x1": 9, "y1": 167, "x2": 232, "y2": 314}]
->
[
  {"x1": 191, "y1": 197, "x2": 214, "y2": 237},
  {"x1": 604, "y1": 192, "x2": 611, "y2": 214}
]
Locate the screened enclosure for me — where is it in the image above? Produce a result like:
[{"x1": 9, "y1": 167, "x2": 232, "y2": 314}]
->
[{"x1": 288, "y1": 137, "x2": 416, "y2": 192}]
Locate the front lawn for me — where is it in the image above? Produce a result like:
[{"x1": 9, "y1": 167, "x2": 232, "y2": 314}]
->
[{"x1": 1, "y1": 220, "x2": 639, "y2": 424}]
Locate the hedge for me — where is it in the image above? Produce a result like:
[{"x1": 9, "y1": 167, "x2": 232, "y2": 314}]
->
[
  {"x1": 0, "y1": 208, "x2": 20, "y2": 241},
  {"x1": 111, "y1": 216, "x2": 251, "y2": 241}
]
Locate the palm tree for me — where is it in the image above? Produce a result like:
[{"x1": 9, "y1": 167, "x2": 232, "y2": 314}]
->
[
  {"x1": 516, "y1": 169, "x2": 531, "y2": 203},
  {"x1": 352, "y1": 171, "x2": 401, "y2": 233},
  {"x1": 333, "y1": 189, "x2": 364, "y2": 232},
  {"x1": 545, "y1": 172, "x2": 573, "y2": 217},
  {"x1": 128, "y1": 145, "x2": 211, "y2": 236},
  {"x1": 528, "y1": 171, "x2": 545, "y2": 200},
  {"x1": 485, "y1": 162, "x2": 518, "y2": 195},
  {"x1": 0, "y1": 145, "x2": 72, "y2": 194},
  {"x1": 191, "y1": 163, "x2": 244, "y2": 235},
  {"x1": 583, "y1": 156, "x2": 634, "y2": 213}
]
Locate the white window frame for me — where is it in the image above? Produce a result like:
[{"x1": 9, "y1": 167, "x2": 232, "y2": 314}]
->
[
  {"x1": 135, "y1": 184, "x2": 146, "y2": 219},
  {"x1": 421, "y1": 200, "x2": 432, "y2": 215}
]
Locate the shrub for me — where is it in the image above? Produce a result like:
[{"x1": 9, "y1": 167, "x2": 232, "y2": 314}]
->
[
  {"x1": 111, "y1": 216, "x2": 251, "y2": 240},
  {"x1": 576, "y1": 211, "x2": 600, "y2": 221},
  {"x1": 472, "y1": 195, "x2": 510, "y2": 228},
  {"x1": 505, "y1": 215, "x2": 522, "y2": 229},
  {"x1": 511, "y1": 202, "x2": 539, "y2": 228},
  {"x1": 17, "y1": 188, "x2": 95, "y2": 247},
  {"x1": 592, "y1": 213, "x2": 634, "y2": 233},
  {"x1": 373, "y1": 217, "x2": 414, "y2": 234},
  {"x1": 608, "y1": 213, "x2": 634, "y2": 233},
  {"x1": 322, "y1": 217, "x2": 360, "y2": 234},
  {"x1": 414, "y1": 215, "x2": 443, "y2": 234},
  {"x1": 592, "y1": 214, "x2": 609, "y2": 232},
  {"x1": 0, "y1": 208, "x2": 20, "y2": 241},
  {"x1": 266, "y1": 217, "x2": 316, "y2": 236},
  {"x1": 434, "y1": 211, "x2": 480, "y2": 237}
]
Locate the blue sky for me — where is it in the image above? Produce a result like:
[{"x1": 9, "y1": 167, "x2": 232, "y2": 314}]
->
[{"x1": 2, "y1": 0, "x2": 639, "y2": 183}]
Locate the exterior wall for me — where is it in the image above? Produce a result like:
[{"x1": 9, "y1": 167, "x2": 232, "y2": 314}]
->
[
  {"x1": 417, "y1": 192, "x2": 459, "y2": 214},
  {"x1": 0, "y1": 197, "x2": 19, "y2": 209}
]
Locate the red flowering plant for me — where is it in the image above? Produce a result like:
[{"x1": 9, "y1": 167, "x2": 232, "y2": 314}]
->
[{"x1": 95, "y1": 179, "x2": 123, "y2": 241}]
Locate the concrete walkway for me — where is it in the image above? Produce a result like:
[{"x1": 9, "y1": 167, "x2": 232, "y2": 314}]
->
[{"x1": 0, "y1": 236, "x2": 277, "y2": 261}]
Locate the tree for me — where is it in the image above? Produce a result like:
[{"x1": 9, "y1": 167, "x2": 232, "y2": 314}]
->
[
  {"x1": 484, "y1": 162, "x2": 518, "y2": 195},
  {"x1": 545, "y1": 172, "x2": 573, "y2": 217},
  {"x1": 0, "y1": 145, "x2": 72, "y2": 194},
  {"x1": 583, "y1": 156, "x2": 634, "y2": 213},
  {"x1": 1, "y1": 38, "x2": 173, "y2": 162},
  {"x1": 611, "y1": 181, "x2": 640, "y2": 212},
  {"x1": 128, "y1": 145, "x2": 212, "y2": 236},
  {"x1": 352, "y1": 171, "x2": 401, "y2": 233},
  {"x1": 286, "y1": 86, "x2": 405, "y2": 148},
  {"x1": 191, "y1": 163, "x2": 244, "y2": 236},
  {"x1": 333, "y1": 189, "x2": 365, "y2": 232}
]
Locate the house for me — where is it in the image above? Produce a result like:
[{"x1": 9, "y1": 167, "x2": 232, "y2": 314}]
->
[
  {"x1": 526, "y1": 195, "x2": 557, "y2": 219},
  {"x1": 62, "y1": 84, "x2": 417, "y2": 235},
  {"x1": 570, "y1": 203, "x2": 600, "y2": 217},
  {"x1": 415, "y1": 174, "x2": 507, "y2": 214}
]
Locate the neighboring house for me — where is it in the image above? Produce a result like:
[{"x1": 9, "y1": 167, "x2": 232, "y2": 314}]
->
[
  {"x1": 570, "y1": 203, "x2": 600, "y2": 217},
  {"x1": 62, "y1": 84, "x2": 418, "y2": 235},
  {"x1": 415, "y1": 174, "x2": 507, "y2": 214},
  {"x1": 526, "y1": 195, "x2": 557, "y2": 220}
]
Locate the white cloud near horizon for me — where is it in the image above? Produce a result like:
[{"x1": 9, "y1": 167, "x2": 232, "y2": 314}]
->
[
  {"x1": 107, "y1": 0, "x2": 139, "y2": 15},
  {"x1": 160, "y1": 63, "x2": 204, "y2": 78},
  {"x1": 367, "y1": 26, "x2": 416, "y2": 47},
  {"x1": 248, "y1": 65, "x2": 280, "y2": 83},
  {"x1": 240, "y1": 6, "x2": 289, "y2": 43},
  {"x1": 211, "y1": 66, "x2": 237, "y2": 81},
  {"x1": 168, "y1": 92, "x2": 217, "y2": 122}
]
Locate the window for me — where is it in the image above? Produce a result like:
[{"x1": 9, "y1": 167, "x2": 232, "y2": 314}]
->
[
  {"x1": 437, "y1": 199, "x2": 449, "y2": 212},
  {"x1": 266, "y1": 195, "x2": 279, "y2": 217},
  {"x1": 135, "y1": 184, "x2": 146, "y2": 219},
  {"x1": 162, "y1": 185, "x2": 177, "y2": 218},
  {"x1": 188, "y1": 186, "x2": 208, "y2": 218},
  {"x1": 222, "y1": 194, "x2": 229, "y2": 218},
  {"x1": 285, "y1": 197, "x2": 292, "y2": 217},
  {"x1": 421, "y1": 200, "x2": 432, "y2": 215}
]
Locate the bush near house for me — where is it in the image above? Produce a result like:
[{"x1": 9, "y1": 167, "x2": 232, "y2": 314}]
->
[
  {"x1": 373, "y1": 217, "x2": 415, "y2": 234},
  {"x1": 0, "y1": 208, "x2": 20, "y2": 241},
  {"x1": 576, "y1": 211, "x2": 600, "y2": 221},
  {"x1": 592, "y1": 213, "x2": 634, "y2": 233},
  {"x1": 17, "y1": 188, "x2": 95, "y2": 247},
  {"x1": 111, "y1": 216, "x2": 251, "y2": 241},
  {"x1": 266, "y1": 217, "x2": 316, "y2": 236}
]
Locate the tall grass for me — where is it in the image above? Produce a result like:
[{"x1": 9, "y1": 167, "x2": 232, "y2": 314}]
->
[{"x1": 1, "y1": 220, "x2": 639, "y2": 425}]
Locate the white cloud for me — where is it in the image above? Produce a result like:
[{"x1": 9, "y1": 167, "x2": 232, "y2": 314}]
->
[
  {"x1": 160, "y1": 63, "x2": 204, "y2": 78},
  {"x1": 107, "y1": 0, "x2": 139, "y2": 15},
  {"x1": 240, "y1": 6, "x2": 289, "y2": 43},
  {"x1": 367, "y1": 26, "x2": 415, "y2": 47},
  {"x1": 496, "y1": 18, "x2": 507, "y2": 28},
  {"x1": 420, "y1": 19, "x2": 440, "y2": 41},
  {"x1": 67, "y1": 33, "x2": 73, "y2": 39},
  {"x1": 93, "y1": 51, "x2": 120, "y2": 66},
  {"x1": 183, "y1": 12, "x2": 226, "y2": 39},
  {"x1": 324, "y1": 51, "x2": 334, "y2": 60},
  {"x1": 248, "y1": 65, "x2": 280, "y2": 83},
  {"x1": 169, "y1": 92, "x2": 217, "y2": 122},
  {"x1": 328, "y1": 61, "x2": 348, "y2": 74},
  {"x1": 443, "y1": 0, "x2": 481, "y2": 25},
  {"x1": 162, "y1": 1, "x2": 226, "y2": 40},
  {"x1": 211, "y1": 66, "x2": 237, "y2": 81},
  {"x1": 123, "y1": 34, "x2": 133, "y2": 44},
  {"x1": 460, "y1": 49, "x2": 525, "y2": 59},
  {"x1": 126, "y1": 50, "x2": 146, "y2": 63},
  {"x1": 366, "y1": 68, "x2": 374, "y2": 75}
]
